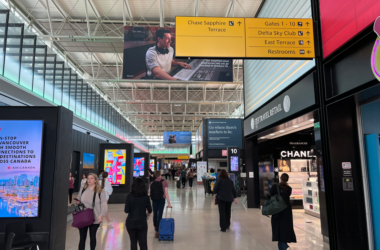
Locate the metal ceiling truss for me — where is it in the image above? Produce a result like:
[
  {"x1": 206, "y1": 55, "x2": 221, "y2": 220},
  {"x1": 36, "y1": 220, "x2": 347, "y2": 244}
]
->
[{"x1": 9, "y1": 0, "x2": 249, "y2": 137}]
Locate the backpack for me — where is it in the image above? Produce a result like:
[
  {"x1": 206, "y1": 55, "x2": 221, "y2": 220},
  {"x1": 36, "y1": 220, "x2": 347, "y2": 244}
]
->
[
  {"x1": 261, "y1": 185, "x2": 287, "y2": 216},
  {"x1": 151, "y1": 179, "x2": 165, "y2": 202}
]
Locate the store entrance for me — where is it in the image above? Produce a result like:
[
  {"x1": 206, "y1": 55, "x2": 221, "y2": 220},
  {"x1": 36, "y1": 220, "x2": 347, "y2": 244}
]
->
[{"x1": 255, "y1": 110, "x2": 329, "y2": 241}]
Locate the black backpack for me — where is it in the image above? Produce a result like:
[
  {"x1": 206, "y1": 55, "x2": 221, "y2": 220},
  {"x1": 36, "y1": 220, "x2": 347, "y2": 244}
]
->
[{"x1": 150, "y1": 180, "x2": 164, "y2": 202}]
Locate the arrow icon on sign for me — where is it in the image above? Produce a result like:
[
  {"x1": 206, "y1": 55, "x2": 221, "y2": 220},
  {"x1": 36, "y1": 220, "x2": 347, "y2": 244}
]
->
[
  {"x1": 307, "y1": 50, "x2": 311, "y2": 54},
  {"x1": 306, "y1": 22, "x2": 310, "y2": 27},
  {"x1": 238, "y1": 21, "x2": 242, "y2": 26},
  {"x1": 307, "y1": 40, "x2": 311, "y2": 45},
  {"x1": 306, "y1": 31, "x2": 310, "y2": 36}
]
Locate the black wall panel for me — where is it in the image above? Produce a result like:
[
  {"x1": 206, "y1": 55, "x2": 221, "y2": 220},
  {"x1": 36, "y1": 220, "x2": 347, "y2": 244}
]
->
[{"x1": 326, "y1": 97, "x2": 369, "y2": 249}]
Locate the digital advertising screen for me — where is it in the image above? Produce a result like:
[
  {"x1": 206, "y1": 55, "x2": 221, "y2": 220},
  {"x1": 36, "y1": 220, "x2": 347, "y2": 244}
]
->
[
  {"x1": 104, "y1": 149, "x2": 126, "y2": 185},
  {"x1": 163, "y1": 131, "x2": 191, "y2": 146},
  {"x1": 207, "y1": 119, "x2": 242, "y2": 149},
  {"x1": 157, "y1": 162, "x2": 159, "y2": 170},
  {"x1": 123, "y1": 26, "x2": 233, "y2": 81},
  {"x1": 83, "y1": 153, "x2": 95, "y2": 169},
  {"x1": 150, "y1": 159, "x2": 155, "y2": 171},
  {"x1": 0, "y1": 120, "x2": 43, "y2": 218},
  {"x1": 133, "y1": 157, "x2": 145, "y2": 177},
  {"x1": 230, "y1": 156, "x2": 239, "y2": 172}
]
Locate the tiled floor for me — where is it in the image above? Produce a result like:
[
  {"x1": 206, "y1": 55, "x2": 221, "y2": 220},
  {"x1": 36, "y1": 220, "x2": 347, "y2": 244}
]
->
[{"x1": 65, "y1": 180, "x2": 330, "y2": 250}]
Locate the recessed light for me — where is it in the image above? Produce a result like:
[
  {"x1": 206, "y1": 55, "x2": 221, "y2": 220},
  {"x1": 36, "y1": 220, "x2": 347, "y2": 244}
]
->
[
  {"x1": 293, "y1": 125, "x2": 299, "y2": 128},
  {"x1": 280, "y1": 130, "x2": 285, "y2": 132},
  {"x1": 270, "y1": 133, "x2": 275, "y2": 136},
  {"x1": 174, "y1": 104, "x2": 182, "y2": 106},
  {"x1": 260, "y1": 137, "x2": 265, "y2": 139},
  {"x1": 310, "y1": 119, "x2": 315, "y2": 122}
]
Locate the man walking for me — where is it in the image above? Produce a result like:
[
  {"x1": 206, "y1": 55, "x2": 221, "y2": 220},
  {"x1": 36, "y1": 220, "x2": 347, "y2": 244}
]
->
[
  {"x1": 149, "y1": 171, "x2": 172, "y2": 238},
  {"x1": 180, "y1": 168, "x2": 187, "y2": 188}
]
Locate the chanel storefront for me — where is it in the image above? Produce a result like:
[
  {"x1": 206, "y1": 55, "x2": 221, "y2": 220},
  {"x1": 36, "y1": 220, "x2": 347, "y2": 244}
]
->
[{"x1": 244, "y1": 70, "x2": 330, "y2": 240}]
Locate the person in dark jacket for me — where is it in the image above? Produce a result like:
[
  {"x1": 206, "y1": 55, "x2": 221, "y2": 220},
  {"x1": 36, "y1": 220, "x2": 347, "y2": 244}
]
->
[
  {"x1": 213, "y1": 169, "x2": 237, "y2": 232},
  {"x1": 269, "y1": 173, "x2": 296, "y2": 250},
  {"x1": 125, "y1": 178, "x2": 152, "y2": 250}
]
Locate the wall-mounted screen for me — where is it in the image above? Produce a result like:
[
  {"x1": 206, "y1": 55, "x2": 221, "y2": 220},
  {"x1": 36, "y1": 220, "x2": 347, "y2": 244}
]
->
[
  {"x1": 0, "y1": 120, "x2": 43, "y2": 218},
  {"x1": 207, "y1": 119, "x2": 242, "y2": 149},
  {"x1": 163, "y1": 131, "x2": 191, "y2": 146},
  {"x1": 230, "y1": 156, "x2": 239, "y2": 172},
  {"x1": 150, "y1": 159, "x2": 155, "y2": 171},
  {"x1": 123, "y1": 26, "x2": 233, "y2": 81},
  {"x1": 133, "y1": 157, "x2": 145, "y2": 177},
  {"x1": 83, "y1": 153, "x2": 95, "y2": 169},
  {"x1": 157, "y1": 162, "x2": 159, "y2": 170},
  {"x1": 104, "y1": 149, "x2": 126, "y2": 185}
]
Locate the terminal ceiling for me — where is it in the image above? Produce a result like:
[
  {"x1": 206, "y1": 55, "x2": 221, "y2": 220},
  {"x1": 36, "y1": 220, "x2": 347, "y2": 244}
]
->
[{"x1": 9, "y1": 0, "x2": 263, "y2": 136}]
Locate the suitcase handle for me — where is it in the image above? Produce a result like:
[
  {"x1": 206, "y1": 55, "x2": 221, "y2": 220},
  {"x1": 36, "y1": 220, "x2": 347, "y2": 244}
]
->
[{"x1": 164, "y1": 206, "x2": 172, "y2": 218}]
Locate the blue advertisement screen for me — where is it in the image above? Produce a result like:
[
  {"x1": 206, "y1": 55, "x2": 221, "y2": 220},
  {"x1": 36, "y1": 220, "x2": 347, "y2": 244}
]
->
[
  {"x1": 230, "y1": 156, "x2": 239, "y2": 172},
  {"x1": 83, "y1": 153, "x2": 95, "y2": 169},
  {"x1": 207, "y1": 119, "x2": 242, "y2": 149},
  {"x1": 163, "y1": 131, "x2": 191, "y2": 146},
  {"x1": 0, "y1": 120, "x2": 43, "y2": 218}
]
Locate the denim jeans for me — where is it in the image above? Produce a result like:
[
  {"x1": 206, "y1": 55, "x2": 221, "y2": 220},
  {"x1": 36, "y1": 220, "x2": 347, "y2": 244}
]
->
[
  {"x1": 278, "y1": 241, "x2": 289, "y2": 250},
  {"x1": 152, "y1": 198, "x2": 166, "y2": 230}
]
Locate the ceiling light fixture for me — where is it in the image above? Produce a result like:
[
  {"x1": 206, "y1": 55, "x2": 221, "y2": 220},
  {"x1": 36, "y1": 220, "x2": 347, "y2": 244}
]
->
[
  {"x1": 270, "y1": 133, "x2": 275, "y2": 136},
  {"x1": 260, "y1": 137, "x2": 266, "y2": 139},
  {"x1": 293, "y1": 125, "x2": 299, "y2": 128},
  {"x1": 310, "y1": 119, "x2": 315, "y2": 122},
  {"x1": 174, "y1": 104, "x2": 182, "y2": 106},
  {"x1": 280, "y1": 130, "x2": 285, "y2": 132}
]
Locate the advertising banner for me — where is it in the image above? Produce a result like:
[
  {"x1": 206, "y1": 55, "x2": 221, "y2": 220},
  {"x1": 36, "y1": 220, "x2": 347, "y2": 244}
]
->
[
  {"x1": 0, "y1": 120, "x2": 43, "y2": 218},
  {"x1": 83, "y1": 153, "x2": 95, "y2": 169},
  {"x1": 163, "y1": 131, "x2": 191, "y2": 146},
  {"x1": 104, "y1": 149, "x2": 126, "y2": 185},
  {"x1": 123, "y1": 26, "x2": 233, "y2": 81},
  {"x1": 197, "y1": 161, "x2": 207, "y2": 183},
  {"x1": 207, "y1": 119, "x2": 242, "y2": 149},
  {"x1": 133, "y1": 157, "x2": 145, "y2": 177}
]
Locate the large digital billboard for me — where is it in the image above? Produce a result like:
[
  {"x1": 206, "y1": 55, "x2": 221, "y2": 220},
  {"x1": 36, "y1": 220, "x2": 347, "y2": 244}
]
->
[
  {"x1": 207, "y1": 119, "x2": 242, "y2": 149},
  {"x1": 123, "y1": 26, "x2": 233, "y2": 81},
  {"x1": 163, "y1": 131, "x2": 191, "y2": 146},
  {"x1": 0, "y1": 120, "x2": 43, "y2": 218},
  {"x1": 149, "y1": 159, "x2": 155, "y2": 171},
  {"x1": 133, "y1": 157, "x2": 145, "y2": 177},
  {"x1": 104, "y1": 149, "x2": 126, "y2": 185}
]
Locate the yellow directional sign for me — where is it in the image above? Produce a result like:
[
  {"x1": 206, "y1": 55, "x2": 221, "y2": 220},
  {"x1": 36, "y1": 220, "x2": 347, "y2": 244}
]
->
[
  {"x1": 175, "y1": 17, "x2": 315, "y2": 59},
  {"x1": 175, "y1": 16, "x2": 246, "y2": 57},
  {"x1": 245, "y1": 18, "x2": 315, "y2": 58}
]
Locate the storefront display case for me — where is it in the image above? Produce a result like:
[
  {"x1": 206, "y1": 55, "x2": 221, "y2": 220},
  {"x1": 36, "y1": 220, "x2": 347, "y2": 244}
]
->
[{"x1": 302, "y1": 180, "x2": 320, "y2": 218}]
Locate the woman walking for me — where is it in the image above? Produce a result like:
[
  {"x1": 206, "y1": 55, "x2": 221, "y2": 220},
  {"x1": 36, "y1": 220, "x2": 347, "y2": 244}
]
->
[
  {"x1": 270, "y1": 173, "x2": 296, "y2": 250},
  {"x1": 187, "y1": 169, "x2": 194, "y2": 190},
  {"x1": 213, "y1": 169, "x2": 237, "y2": 232},
  {"x1": 100, "y1": 172, "x2": 114, "y2": 225},
  {"x1": 125, "y1": 178, "x2": 152, "y2": 250},
  {"x1": 68, "y1": 172, "x2": 75, "y2": 205},
  {"x1": 80, "y1": 173, "x2": 87, "y2": 190},
  {"x1": 76, "y1": 173, "x2": 107, "y2": 250}
]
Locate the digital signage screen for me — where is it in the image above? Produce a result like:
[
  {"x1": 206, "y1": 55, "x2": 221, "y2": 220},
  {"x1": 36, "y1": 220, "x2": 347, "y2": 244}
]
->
[
  {"x1": 123, "y1": 26, "x2": 233, "y2": 81},
  {"x1": 83, "y1": 153, "x2": 95, "y2": 169},
  {"x1": 163, "y1": 131, "x2": 191, "y2": 146},
  {"x1": 150, "y1": 159, "x2": 155, "y2": 171},
  {"x1": 104, "y1": 149, "x2": 126, "y2": 185},
  {"x1": 0, "y1": 120, "x2": 43, "y2": 218},
  {"x1": 133, "y1": 157, "x2": 145, "y2": 177},
  {"x1": 207, "y1": 119, "x2": 242, "y2": 149},
  {"x1": 230, "y1": 156, "x2": 239, "y2": 172},
  {"x1": 157, "y1": 162, "x2": 159, "y2": 170}
]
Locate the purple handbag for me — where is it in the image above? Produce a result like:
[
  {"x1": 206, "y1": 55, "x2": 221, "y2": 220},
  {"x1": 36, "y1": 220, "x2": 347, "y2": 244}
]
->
[{"x1": 72, "y1": 191, "x2": 96, "y2": 228}]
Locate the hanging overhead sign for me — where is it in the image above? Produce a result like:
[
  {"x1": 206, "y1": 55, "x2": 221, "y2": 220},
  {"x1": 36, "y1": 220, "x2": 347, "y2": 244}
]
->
[{"x1": 175, "y1": 17, "x2": 315, "y2": 59}]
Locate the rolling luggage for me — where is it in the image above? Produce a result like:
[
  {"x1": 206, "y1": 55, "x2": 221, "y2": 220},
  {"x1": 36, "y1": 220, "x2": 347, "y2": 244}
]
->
[
  {"x1": 158, "y1": 207, "x2": 175, "y2": 241},
  {"x1": 176, "y1": 179, "x2": 181, "y2": 189}
]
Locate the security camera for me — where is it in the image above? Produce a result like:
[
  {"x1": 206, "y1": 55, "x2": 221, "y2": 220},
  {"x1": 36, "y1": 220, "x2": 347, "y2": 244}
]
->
[{"x1": 86, "y1": 132, "x2": 90, "y2": 135}]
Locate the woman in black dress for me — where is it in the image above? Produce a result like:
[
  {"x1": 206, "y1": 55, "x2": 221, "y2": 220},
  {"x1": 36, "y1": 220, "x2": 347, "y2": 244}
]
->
[{"x1": 269, "y1": 173, "x2": 297, "y2": 250}]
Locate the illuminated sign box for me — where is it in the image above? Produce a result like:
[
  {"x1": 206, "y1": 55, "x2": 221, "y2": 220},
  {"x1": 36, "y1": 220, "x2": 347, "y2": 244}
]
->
[{"x1": 175, "y1": 17, "x2": 315, "y2": 59}]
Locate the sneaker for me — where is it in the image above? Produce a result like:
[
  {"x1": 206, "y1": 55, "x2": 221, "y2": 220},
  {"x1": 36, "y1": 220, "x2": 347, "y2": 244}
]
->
[
  {"x1": 155, "y1": 232, "x2": 159, "y2": 238},
  {"x1": 107, "y1": 220, "x2": 114, "y2": 225}
]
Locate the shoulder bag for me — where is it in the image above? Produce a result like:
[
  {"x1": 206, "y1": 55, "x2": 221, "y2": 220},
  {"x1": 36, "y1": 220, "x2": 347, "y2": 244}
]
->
[
  {"x1": 72, "y1": 189, "x2": 97, "y2": 228},
  {"x1": 261, "y1": 185, "x2": 287, "y2": 216}
]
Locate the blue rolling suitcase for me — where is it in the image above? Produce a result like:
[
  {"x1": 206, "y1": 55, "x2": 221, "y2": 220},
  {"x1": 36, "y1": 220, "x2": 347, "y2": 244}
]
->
[{"x1": 158, "y1": 207, "x2": 175, "y2": 241}]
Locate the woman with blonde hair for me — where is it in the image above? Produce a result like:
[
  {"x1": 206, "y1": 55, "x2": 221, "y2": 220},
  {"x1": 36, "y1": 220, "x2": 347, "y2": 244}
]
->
[
  {"x1": 76, "y1": 173, "x2": 107, "y2": 250},
  {"x1": 99, "y1": 171, "x2": 114, "y2": 225}
]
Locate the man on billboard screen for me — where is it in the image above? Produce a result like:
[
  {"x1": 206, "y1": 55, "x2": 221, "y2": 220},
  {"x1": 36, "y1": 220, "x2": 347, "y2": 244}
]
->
[{"x1": 146, "y1": 29, "x2": 191, "y2": 80}]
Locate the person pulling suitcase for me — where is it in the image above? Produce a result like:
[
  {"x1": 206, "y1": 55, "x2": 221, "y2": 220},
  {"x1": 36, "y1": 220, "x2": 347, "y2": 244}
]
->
[{"x1": 149, "y1": 171, "x2": 172, "y2": 238}]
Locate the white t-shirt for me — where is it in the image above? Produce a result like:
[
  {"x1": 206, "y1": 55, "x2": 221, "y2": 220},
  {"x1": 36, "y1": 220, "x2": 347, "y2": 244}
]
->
[
  {"x1": 99, "y1": 179, "x2": 113, "y2": 200},
  {"x1": 145, "y1": 46, "x2": 174, "y2": 78}
]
